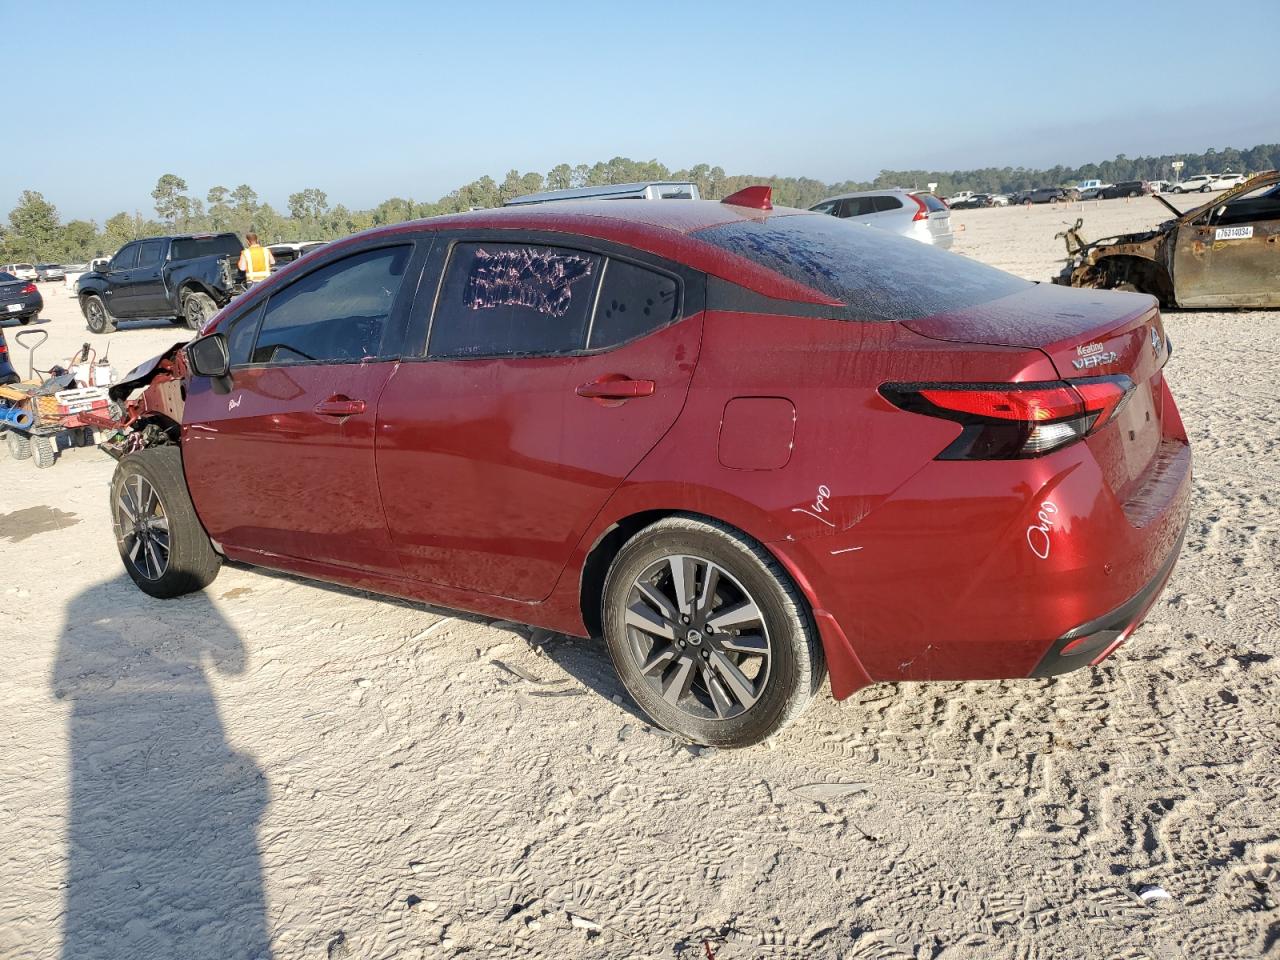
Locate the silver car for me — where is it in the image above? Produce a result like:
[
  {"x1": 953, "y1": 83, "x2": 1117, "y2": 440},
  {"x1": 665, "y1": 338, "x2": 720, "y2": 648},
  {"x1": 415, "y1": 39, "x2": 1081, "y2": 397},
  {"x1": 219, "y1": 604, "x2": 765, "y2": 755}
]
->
[{"x1": 809, "y1": 189, "x2": 954, "y2": 249}]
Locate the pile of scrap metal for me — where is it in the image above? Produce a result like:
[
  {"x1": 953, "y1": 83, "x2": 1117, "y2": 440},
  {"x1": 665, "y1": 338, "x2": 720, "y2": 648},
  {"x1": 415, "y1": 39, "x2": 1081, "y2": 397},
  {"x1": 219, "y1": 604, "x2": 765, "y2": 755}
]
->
[
  {"x1": 1053, "y1": 170, "x2": 1280, "y2": 308},
  {"x1": 99, "y1": 341, "x2": 189, "y2": 459}
]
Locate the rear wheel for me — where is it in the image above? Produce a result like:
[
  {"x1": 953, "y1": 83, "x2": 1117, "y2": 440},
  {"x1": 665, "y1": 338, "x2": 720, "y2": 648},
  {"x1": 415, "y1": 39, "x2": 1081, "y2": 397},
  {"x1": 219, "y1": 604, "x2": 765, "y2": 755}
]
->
[
  {"x1": 602, "y1": 516, "x2": 825, "y2": 748},
  {"x1": 111, "y1": 446, "x2": 221, "y2": 598},
  {"x1": 6, "y1": 430, "x2": 31, "y2": 460},
  {"x1": 82, "y1": 294, "x2": 116, "y2": 334},
  {"x1": 1200, "y1": 184, "x2": 1211, "y2": 193},
  {"x1": 19, "y1": 314, "x2": 33, "y2": 325},
  {"x1": 181, "y1": 290, "x2": 217, "y2": 330}
]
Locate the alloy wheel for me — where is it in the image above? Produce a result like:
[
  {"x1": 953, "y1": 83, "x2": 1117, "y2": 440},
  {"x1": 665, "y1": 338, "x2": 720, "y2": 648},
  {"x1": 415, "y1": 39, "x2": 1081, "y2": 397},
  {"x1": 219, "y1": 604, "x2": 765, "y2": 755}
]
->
[
  {"x1": 624, "y1": 554, "x2": 772, "y2": 721},
  {"x1": 115, "y1": 474, "x2": 171, "y2": 580}
]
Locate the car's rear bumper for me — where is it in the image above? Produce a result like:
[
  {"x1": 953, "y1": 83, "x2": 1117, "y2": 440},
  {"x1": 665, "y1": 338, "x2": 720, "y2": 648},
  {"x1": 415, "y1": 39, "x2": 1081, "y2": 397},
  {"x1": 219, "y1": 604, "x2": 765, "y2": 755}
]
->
[
  {"x1": 1029, "y1": 527, "x2": 1184, "y2": 677},
  {"x1": 770, "y1": 383, "x2": 1192, "y2": 699}
]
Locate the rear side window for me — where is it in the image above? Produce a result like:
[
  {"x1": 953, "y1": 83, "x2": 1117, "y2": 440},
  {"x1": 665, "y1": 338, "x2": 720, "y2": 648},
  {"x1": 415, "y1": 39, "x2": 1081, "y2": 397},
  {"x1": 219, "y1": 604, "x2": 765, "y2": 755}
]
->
[
  {"x1": 429, "y1": 243, "x2": 601, "y2": 358},
  {"x1": 252, "y1": 245, "x2": 410, "y2": 365},
  {"x1": 170, "y1": 235, "x2": 243, "y2": 261},
  {"x1": 588, "y1": 260, "x2": 680, "y2": 349},
  {"x1": 871, "y1": 196, "x2": 903, "y2": 213},
  {"x1": 694, "y1": 213, "x2": 1029, "y2": 322},
  {"x1": 837, "y1": 198, "x2": 872, "y2": 218},
  {"x1": 136, "y1": 239, "x2": 165, "y2": 268}
]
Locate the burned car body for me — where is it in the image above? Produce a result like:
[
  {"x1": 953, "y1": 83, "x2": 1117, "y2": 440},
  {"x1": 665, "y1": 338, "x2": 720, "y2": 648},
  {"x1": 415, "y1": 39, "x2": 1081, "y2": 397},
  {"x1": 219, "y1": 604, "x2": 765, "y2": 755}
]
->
[{"x1": 1054, "y1": 170, "x2": 1280, "y2": 308}]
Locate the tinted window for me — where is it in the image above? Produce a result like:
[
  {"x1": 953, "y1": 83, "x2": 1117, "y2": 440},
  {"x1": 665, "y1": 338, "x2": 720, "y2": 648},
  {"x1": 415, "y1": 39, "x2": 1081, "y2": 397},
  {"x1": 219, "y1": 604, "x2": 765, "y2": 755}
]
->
[
  {"x1": 693, "y1": 213, "x2": 1029, "y2": 322},
  {"x1": 917, "y1": 194, "x2": 948, "y2": 213},
  {"x1": 135, "y1": 239, "x2": 165, "y2": 268},
  {"x1": 0, "y1": 273, "x2": 14, "y2": 282},
  {"x1": 837, "y1": 198, "x2": 871, "y2": 218},
  {"x1": 429, "y1": 242, "x2": 601, "y2": 358},
  {"x1": 170, "y1": 235, "x2": 243, "y2": 261},
  {"x1": 588, "y1": 260, "x2": 680, "y2": 349},
  {"x1": 224, "y1": 301, "x2": 265, "y2": 366},
  {"x1": 872, "y1": 196, "x2": 903, "y2": 213},
  {"x1": 112, "y1": 244, "x2": 138, "y2": 270},
  {"x1": 251, "y1": 245, "x2": 410, "y2": 365}
]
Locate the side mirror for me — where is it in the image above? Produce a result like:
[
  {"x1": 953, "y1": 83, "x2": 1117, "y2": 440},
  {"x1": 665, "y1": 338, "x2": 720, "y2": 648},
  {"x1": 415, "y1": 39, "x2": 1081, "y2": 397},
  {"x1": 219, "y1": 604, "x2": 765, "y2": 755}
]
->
[{"x1": 187, "y1": 332, "x2": 231, "y2": 385}]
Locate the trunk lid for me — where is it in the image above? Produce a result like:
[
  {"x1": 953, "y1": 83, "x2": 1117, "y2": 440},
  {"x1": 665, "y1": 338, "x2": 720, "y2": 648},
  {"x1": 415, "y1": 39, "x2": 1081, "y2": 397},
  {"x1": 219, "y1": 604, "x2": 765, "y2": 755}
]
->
[
  {"x1": 903, "y1": 283, "x2": 1169, "y2": 491},
  {"x1": 0, "y1": 279, "x2": 28, "y2": 303}
]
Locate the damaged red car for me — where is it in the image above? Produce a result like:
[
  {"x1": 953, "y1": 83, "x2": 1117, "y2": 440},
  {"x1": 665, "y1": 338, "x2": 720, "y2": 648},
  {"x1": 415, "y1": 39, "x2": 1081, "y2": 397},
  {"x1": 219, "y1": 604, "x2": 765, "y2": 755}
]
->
[{"x1": 106, "y1": 187, "x2": 1191, "y2": 747}]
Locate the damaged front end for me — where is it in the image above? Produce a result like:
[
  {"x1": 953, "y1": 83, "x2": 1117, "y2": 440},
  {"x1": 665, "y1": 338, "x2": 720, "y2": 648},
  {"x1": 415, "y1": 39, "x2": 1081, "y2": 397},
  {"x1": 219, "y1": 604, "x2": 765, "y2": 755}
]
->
[{"x1": 99, "y1": 342, "x2": 190, "y2": 460}]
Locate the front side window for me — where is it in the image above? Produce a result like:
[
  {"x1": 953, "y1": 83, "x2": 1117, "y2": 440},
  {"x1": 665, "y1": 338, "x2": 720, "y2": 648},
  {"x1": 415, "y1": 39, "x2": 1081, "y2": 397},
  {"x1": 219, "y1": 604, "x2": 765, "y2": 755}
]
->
[
  {"x1": 224, "y1": 301, "x2": 265, "y2": 366},
  {"x1": 251, "y1": 245, "x2": 410, "y2": 365},
  {"x1": 113, "y1": 244, "x2": 138, "y2": 270},
  {"x1": 428, "y1": 242, "x2": 601, "y2": 358}
]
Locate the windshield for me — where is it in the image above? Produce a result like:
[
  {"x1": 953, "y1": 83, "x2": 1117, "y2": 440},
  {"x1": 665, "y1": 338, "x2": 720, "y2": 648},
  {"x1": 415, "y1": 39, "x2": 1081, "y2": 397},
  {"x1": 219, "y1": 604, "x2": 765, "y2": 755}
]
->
[
  {"x1": 169, "y1": 235, "x2": 243, "y2": 261},
  {"x1": 693, "y1": 213, "x2": 1029, "y2": 322}
]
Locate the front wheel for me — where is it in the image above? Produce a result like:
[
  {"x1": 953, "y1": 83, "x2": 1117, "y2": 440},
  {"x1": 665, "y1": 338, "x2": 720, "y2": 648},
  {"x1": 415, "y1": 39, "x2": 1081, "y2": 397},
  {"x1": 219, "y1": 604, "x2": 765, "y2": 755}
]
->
[
  {"x1": 111, "y1": 446, "x2": 221, "y2": 598},
  {"x1": 82, "y1": 294, "x2": 116, "y2": 334},
  {"x1": 602, "y1": 516, "x2": 825, "y2": 748}
]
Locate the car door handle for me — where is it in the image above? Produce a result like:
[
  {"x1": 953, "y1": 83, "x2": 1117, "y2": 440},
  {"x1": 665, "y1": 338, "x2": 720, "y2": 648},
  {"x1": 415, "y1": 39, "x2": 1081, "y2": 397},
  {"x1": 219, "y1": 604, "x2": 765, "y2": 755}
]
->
[
  {"x1": 313, "y1": 396, "x2": 366, "y2": 417},
  {"x1": 575, "y1": 377, "x2": 656, "y2": 400}
]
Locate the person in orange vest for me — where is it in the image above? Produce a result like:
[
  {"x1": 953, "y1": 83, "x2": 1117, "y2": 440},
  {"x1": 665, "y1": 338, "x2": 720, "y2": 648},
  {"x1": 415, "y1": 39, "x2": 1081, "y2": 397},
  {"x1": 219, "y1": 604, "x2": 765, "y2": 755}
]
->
[{"x1": 237, "y1": 233, "x2": 275, "y2": 284}]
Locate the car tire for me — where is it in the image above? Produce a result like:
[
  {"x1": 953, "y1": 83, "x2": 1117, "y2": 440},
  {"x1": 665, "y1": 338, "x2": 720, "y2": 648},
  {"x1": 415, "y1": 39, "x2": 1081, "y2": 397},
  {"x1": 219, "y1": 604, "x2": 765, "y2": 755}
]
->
[
  {"x1": 181, "y1": 290, "x2": 217, "y2": 331},
  {"x1": 601, "y1": 515, "x2": 825, "y2": 748},
  {"x1": 82, "y1": 294, "x2": 116, "y2": 334},
  {"x1": 32, "y1": 435, "x2": 55, "y2": 469},
  {"x1": 1200, "y1": 185, "x2": 1211, "y2": 193},
  {"x1": 1022, "y1": 199, "x2": 1032, "y2": 206},
  {"x1": 111, "y1": 446, "x2": 221, "y2": 598},
  {"x1": 19, "y1": 314, "x2": 33, "y2": 325},
  {"x1": 6, "y1": 430, "x2": 31, "y2": 460},
  {"x1": 1128, "y1": 190, "x2": 1139, "y2": 198}
]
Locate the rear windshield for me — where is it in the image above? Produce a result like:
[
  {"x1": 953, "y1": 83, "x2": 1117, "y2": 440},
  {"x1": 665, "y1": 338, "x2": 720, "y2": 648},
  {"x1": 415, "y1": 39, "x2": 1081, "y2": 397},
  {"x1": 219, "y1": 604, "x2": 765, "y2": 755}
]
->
[
  {"x1": 916, "y1": 193, "x2": 948, "y2": 213},
  {"x1": 0, "y1": 272, "x2": 15, "y2": 282},
  {"x1": 170, "y1": 235, "x2": 242, "y2": 261},
  {"x1": 693, "y1": 213, "x2": 1028, "y2": 321}
]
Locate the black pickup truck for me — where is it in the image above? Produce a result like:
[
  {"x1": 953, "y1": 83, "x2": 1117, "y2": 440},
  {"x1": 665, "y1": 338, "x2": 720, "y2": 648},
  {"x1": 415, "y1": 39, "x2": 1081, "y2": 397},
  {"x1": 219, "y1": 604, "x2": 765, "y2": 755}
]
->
[{"x1": 77, "y1": 233, "x2": 247, "y2": 334}]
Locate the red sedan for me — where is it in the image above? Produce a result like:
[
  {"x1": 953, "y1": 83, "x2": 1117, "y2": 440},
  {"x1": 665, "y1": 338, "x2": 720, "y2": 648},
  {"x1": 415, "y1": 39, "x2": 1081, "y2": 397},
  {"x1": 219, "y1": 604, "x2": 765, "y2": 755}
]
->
[{"x1": 106, "y1": 187, "x2": 1191, "y2": 747}]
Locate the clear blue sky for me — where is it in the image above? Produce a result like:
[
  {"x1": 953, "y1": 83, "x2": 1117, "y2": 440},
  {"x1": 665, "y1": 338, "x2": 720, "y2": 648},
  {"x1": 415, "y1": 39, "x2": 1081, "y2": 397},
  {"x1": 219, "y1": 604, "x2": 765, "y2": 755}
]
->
[{"x1": 6, "y1": 0, "x2": 1277, "y2": 223}]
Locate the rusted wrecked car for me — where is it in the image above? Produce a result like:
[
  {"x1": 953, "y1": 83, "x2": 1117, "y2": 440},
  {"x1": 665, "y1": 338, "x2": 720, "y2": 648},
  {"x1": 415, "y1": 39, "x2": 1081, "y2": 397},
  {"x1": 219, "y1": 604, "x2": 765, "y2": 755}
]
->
[{"x1": 1054, "y1": 170, "x2": 1280, "y2": 308}]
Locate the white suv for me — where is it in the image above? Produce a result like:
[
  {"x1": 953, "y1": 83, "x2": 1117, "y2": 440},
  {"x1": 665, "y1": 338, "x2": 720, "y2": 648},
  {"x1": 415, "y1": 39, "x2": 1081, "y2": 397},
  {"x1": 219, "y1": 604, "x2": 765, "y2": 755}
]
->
[
  {"x1": 810, "y1": 189, "x2": 954, "y2": 249},
  {"x1": 2, "y1": 263, "x2": 38, "y2": 281},
  {"x1": 1172, "y1": 173, "x2": 1246, "y2": 193}
]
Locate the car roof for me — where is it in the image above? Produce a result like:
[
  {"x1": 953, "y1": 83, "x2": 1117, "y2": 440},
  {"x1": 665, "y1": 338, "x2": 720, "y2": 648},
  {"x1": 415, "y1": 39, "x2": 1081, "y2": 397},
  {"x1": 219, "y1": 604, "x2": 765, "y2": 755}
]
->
[
  {"x1": 813, "y1": 188, "x2": 913, "y2": 203},
  {"x1": 261, "y1": 199, "x2": 844, "y2": 306}
]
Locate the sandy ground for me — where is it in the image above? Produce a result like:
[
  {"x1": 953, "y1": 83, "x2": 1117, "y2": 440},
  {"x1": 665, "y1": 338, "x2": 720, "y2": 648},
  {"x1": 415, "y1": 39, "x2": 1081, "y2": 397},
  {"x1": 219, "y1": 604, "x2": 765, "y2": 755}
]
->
[{"x1": 2, "y1": 197, "x2": 1278, "y2": 960}]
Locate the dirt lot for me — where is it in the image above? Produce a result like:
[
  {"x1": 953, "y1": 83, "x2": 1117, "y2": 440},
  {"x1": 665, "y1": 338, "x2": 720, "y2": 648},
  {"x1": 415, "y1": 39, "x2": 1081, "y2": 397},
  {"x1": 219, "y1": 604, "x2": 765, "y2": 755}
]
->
[{"x1": 2, "y1": 197, "x2": 1277, "y2": 960}]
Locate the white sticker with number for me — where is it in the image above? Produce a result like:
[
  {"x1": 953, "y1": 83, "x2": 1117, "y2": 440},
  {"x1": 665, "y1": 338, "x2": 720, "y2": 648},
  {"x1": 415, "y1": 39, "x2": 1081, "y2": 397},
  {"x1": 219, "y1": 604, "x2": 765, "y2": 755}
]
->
[{"x1": 1215, "y1": 225, "x2": 1254, "y2": 240}]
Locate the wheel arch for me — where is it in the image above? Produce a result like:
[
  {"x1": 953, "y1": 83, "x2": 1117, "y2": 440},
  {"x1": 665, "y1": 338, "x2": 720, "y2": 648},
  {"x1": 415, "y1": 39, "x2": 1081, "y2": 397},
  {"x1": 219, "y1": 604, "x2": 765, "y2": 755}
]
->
[{"x1": 1093, "y1": 254, "x2": 1175, "y2": 306}]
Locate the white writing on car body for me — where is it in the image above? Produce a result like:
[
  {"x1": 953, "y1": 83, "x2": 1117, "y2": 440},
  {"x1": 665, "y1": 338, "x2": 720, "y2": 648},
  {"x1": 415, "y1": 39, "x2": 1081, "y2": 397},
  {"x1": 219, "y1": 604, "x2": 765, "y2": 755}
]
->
[
  {"x1": 792, "y1": 484, "x2": 835, "y2": 528},
  {"x1": 1026, "y1": 501, "x2": 1059, "y2": 560}
]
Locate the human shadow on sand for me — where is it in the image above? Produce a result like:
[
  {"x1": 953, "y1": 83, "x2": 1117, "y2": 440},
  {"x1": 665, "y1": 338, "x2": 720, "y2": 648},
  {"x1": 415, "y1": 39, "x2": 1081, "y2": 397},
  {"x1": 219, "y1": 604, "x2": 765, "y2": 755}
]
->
[{"x1": 53, "y1": 577, "x2": 271, "y2": 960}]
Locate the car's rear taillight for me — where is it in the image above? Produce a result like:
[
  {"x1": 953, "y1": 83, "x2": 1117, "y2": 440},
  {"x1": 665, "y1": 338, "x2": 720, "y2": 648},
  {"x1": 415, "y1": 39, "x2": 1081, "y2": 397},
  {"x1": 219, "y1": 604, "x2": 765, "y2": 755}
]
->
[
  {"x1": 909, "y1": 194, "x2": 929, "y2": 222},
  {"x1": 20, "y1": 283, "x2": 37, "y2": 295},
  {"x1": 880, "y1": 375, "x2": 1135, "y2": 459}
]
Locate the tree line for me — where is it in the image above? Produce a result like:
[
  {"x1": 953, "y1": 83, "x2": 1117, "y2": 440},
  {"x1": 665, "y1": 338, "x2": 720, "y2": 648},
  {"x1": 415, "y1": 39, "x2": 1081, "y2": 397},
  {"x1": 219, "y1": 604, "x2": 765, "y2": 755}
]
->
[{"x1": 4, "y1": 143, "x2": 1277, "y2": 263}]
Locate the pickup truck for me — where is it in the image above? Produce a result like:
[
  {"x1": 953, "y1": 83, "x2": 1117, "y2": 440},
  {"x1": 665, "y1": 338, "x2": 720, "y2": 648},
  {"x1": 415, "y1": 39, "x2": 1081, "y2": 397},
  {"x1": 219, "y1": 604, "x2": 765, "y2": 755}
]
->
[
  {"x1": 1074, "y1": 179, "x2": 1110, "y2": 200},
  {"x1": 77, "y1": 233, "x2": 247, "y2": 334}
]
